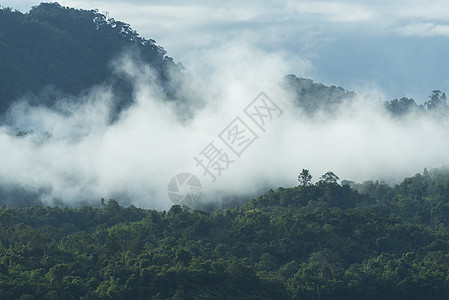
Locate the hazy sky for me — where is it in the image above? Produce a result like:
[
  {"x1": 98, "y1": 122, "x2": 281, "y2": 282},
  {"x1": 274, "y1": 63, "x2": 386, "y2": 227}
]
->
[{"x1": 4, "y1": 0, "x2": 449, "y2": 101}]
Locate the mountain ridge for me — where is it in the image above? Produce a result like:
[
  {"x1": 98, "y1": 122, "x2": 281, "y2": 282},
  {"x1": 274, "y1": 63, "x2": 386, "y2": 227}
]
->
[{"x1": 2, "y1": 3, "x2": 447, "y2": 123}]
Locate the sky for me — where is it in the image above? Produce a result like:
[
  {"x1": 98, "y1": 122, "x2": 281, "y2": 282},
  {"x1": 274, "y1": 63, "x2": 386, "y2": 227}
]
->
[{"x1": 3, "y1": 0, "x2": 449, "y2": 102}]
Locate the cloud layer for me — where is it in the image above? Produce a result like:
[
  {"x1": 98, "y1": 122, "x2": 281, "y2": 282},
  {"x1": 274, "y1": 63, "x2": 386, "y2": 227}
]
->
[{"x1": 1, "y1": 42, "x2": 449, "y2": 210}]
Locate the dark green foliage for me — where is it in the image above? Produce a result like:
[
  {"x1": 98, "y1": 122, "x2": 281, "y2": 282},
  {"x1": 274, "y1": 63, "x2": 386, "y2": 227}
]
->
[
  {"x1": 282, "y1": 74, "x2": 356, "y2": 115},
  {"x1": 319, "y1": 171, "x2": 340, "y2": 184},
  {"x1": 282, "y1": 74, "x2": 448, "y2": 117},
  {"x1": 384, "y1": 97, "x2": 421, "y2": 115},
  {"x1": 384, "y1": 90, "x2": 449, "y2": 116},
  {"x1": 298, "y1": 168, "x2": 313, "y2": 187},
  {"x1": 2, "y1": 3, "x2": 449, "y2": 299},
  {"x1": 347, "y1": 167, "x2": 449, "y2": 226},
  {"x1": 0, "y1": 3, "x2": 200, "y2": 120},
  {"x1": 426, "y1": 90, "x2": 447, "y2": 111},
  {"x1": 2, "y1": 169, "x2": 449, "y2": 298}
]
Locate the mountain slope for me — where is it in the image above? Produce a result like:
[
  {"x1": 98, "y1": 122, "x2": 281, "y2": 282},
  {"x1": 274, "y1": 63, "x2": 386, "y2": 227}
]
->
[
  {"x1": 1, "y1": 168, "x2": 449, "y2": 299},
  {"x1": 0, "y1": 3, "x2": 183, "y2": 117}
]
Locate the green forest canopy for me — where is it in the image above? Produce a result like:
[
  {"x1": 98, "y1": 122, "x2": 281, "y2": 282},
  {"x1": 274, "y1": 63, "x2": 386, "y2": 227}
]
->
[
  {"x1": 0, "y1": 3, "x2": 185, "y2": 117},
  {"x1": 1, "y1": 167, "x2": 449, "y2": 299},
  {"x1": 1, "y1": 5, "x2": 449, "y2": 298}
]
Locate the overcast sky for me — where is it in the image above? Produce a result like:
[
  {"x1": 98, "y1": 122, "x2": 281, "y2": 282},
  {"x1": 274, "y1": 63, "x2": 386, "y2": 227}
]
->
[{"x1": 4, "y1": 0, "x2": 449, "y2": 101}]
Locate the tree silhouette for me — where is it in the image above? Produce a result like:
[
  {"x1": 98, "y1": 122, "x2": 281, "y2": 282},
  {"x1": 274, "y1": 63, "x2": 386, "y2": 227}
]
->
[
  {"x1": 298, "y1": 169, "x2": 312, "y2": 187},
  {"x1": 319, "y1": 171, "x2": 339, "y2": 184},
  {"x1": 425, "y1": 90, "x2": 447, "y2": 111}
]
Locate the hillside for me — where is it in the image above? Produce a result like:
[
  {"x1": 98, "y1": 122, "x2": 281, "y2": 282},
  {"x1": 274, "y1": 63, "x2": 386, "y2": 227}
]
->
[
  {"x1": 0, "y1": 3, "x2": 197, "y2": 120},
  {"x1": 1, "y1": 168, "x2": 449, "y2": 299},
  {"x1": 1, "y1": 3, "x2": 449, "y2": 299}
]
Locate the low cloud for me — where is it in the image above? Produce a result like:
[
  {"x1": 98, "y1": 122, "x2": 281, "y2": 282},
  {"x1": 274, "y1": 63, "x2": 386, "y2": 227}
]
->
[
  {"x1": 287, "y1": 1, "x2": 375, "y2": 23},
  {"x1": 1, "y1": 42, "x2": 449, "y2": 210},
  {"x1": 398, "y1": 22, "x2": 449, "y2": 37}
]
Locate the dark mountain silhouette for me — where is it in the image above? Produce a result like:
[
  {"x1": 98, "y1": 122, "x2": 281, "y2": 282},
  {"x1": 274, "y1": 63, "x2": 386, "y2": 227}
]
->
[
  {"x1": 282, "y1": 74, "x2": 356, "y2": 114},
  {"x1": 0, "y1": 3, "x2": 200, "y2": 121}
]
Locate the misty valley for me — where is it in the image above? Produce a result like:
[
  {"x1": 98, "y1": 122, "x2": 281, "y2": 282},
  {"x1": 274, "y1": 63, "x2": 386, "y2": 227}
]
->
[{"x1": 1, "y1": 2, "x2": 449, "y2": 300}]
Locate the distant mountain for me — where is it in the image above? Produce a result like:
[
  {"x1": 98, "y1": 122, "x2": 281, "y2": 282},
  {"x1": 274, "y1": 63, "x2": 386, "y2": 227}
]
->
[
  {"x1": 282, "y1": 74, "x2": 356, "y2": 114},
  {"x1": 0, "y1": 3, "x2": 447, "y2": 123},
  {"x1": 283, "y1": 75, "x2": 449, "y2": 116},
  {"x1": 0, "y1": 3, "x2": 199, "y2": 120}
]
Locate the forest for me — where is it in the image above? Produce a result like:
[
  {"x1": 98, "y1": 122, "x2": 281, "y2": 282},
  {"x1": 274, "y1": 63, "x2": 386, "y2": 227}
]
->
[
  {"x1": 1, "y1": 168, "x2": 449, "y2": 299},
  {"x1": 2, "y1": 3, "x2": 449, "y2": 299},
  {"x1": 0, "y1": 3, "x2": 201, "y2": 121}
]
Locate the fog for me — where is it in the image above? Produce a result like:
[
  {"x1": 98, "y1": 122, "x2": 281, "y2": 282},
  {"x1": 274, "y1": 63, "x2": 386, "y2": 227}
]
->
[{"x1": 1, "y1": 43, "x2": 449, "y2": 210}]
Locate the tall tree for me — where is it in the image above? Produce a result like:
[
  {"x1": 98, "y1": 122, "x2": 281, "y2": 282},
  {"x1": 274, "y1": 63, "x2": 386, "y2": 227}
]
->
[
  {"x1": 425, "y1": 90, "x2": 447, "y2": 111},
  {"x1": 319, "y1": 171, "x2": 339, "y2": 184},
  {"x1": 298, "y1": 169, "x2": 312, "y2": 187}
]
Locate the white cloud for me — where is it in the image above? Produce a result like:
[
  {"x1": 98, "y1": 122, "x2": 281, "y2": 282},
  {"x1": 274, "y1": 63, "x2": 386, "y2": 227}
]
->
[
  {"x1": 398, "y1": 22, "x2": 449, "y2": 37},
  {"x1": 287, "y1": 1, "x2": 375, "y2": 23},
  {"x1": 0, "y1": 0, "x2": 35, "y2": 11},
  {"x1": 2, "y1": 42, "x2": 449, "y2": 209},
  {"x1": 391, "y1": 0, "x2": 449, "y2": 22}
]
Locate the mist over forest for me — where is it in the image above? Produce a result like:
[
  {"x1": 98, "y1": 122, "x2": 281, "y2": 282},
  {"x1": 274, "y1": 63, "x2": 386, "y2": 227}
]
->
[
  {"x1": 1, "y1": 3, "x2": 449, "y2": 209},
  {"x1": 1, "y1": 3, "x2": 449, "y2": 299}
]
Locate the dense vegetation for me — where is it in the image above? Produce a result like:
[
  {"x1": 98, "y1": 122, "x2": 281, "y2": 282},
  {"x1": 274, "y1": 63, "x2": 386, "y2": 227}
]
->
[
  {"x1": 1, "y1": 168, "x2": 449, "y2": 299},
  {"x1": 2, "y1": 3, "x2": 449, "y2": 299},
  {"x1": 384, "y1": 90, "x2": 448, "y2": 116},
  {"x1": 0, "y1": 3, "x2": 199, "y2": 120},
  {"x1": 283, "y1": 75, "x2": 448, "y2": 117},
  {"x1": 282, "y1": 75, "x2": 356, "y2": 114}
]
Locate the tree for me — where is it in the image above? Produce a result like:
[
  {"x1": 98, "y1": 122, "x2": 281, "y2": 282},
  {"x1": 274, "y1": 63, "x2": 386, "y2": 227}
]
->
[
  {"x1": 384, "y1": 97, "x2": 420, "y2": 115},
  {"x1": 319, "y1": 171, "x2": 339, "y2": 184},
  {"x1": 298, "y1": 169, "x2": 312, "y2": 187},
  {"x1": 0, "y1": 205, "x2": 14, "y2": 247},
  {"x1": 425, "y1": 90, "x2": 447, "y2": 111}
]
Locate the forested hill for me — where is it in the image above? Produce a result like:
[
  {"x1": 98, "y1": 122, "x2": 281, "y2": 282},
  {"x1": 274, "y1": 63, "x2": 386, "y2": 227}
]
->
[
  {"x1": 2, "y1": 167, "x2": 449, "y2": 299},
  {"x1": 2, "y1": 3, "x2": 447, "y2": 124},
  {"x1": 0, "y1": 3, "x2": 186, "y2": 117},
  {"x1": 283, "y1": 74, "x2": 449, "y2": 116},
  {"x1": 282, "y1": 74, "x2": 356, "y2": 114}
]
